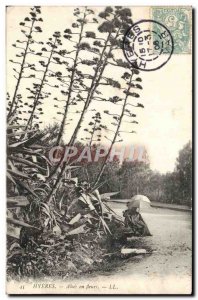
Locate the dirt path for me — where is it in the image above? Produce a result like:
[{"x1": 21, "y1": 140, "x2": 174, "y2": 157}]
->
[
  {"x1": 115, "y1": 205, "x2": 192, "y2": 276},
  {"x1": 82, "y1": 205, "x2": 192, "y2": 294}
]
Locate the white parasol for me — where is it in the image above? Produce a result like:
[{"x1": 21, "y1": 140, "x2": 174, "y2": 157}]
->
[{"x1": 127, "y1": 195, "x2": 151, "y2": 211}]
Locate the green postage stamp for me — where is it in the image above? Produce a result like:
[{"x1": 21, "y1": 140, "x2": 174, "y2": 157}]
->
[{"x1": 152, "y1": 7, "x2": 192, "y2": 54}]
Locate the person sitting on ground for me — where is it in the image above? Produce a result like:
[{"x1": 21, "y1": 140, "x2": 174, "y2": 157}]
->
[{"x1": 123, "y1": 204, "x2": 152, "y2": 237}]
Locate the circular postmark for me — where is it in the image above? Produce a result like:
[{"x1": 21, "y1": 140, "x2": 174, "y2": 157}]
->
[{"x1": 123, "y1": 19, "x2": 174, "y2": 71}]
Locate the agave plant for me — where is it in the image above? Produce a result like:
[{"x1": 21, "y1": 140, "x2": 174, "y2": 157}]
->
[
  {"x1": 7, "y1": 124, "x2": 50, "y2": 197},
  {"x1": 7, "y1": 119, "x2": 54, "y2": 242}
]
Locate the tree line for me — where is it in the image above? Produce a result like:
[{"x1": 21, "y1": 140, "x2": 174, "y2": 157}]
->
[{"x1": 73, "y1": 141, "x2": 192, "y2": 207}]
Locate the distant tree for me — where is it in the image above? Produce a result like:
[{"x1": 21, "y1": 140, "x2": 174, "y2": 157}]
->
[
  {"x1": 73, "y1": 156, "x2": 120, "y2": 193},
  {"x1": 146, "y1": 172, "x2": 164, "y2": 202},
  {"x1": 163, "y1": 141, "x2": 192, "y2": 205},
  {"x1": 163, "y1": 172, "x2": 179, "y2": 204},
  {"x1": 118, "y1": 160, "x2": 151, "y2": 199},
  {"x1": 175, "y1": 141, "x2": 192, "y2": 205}
]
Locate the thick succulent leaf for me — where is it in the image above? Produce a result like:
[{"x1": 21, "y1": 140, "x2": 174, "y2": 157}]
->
[
  {"x1": 66, "y1": 224, "x2": 87, "y2": 236},
  {"x1": 101, "y1": 191, "x2": 120, "y2": 199},
  {"x1": 7, "y1": 224, "x2": 20, "y2": 239},
  {"x1": 7, "y1": 129, "x2": 37, "y2": 137},
  {"x1": 23, "y1": 132, "x2": 46, "y2": 147},
  {"x1": 15, "y1": 180, "x2": 38, "y2": 197},
  {"x1": 99, "y1": 216, "x2": 112, "y2": 235},
  {"x1": 34, "y1": 187, "x2": 48, "y2": 195},
  {"x1": 8, "y1": 156, "x2": 46, "y2": 172},
  {"x1": 8, "y1": 168, "x2": 29, "y2": 179},
  {"x1": 7, "y1": 217, "x2": 40, "y2": 229},
  {"x1": 7, "y1": 124, "x2": 26, "y2": 130},
  {"x1": 7, "y1": 171, "x2": 16, "y2": 185},
  {"x1": 9, "y1": 148, "x2": 42, "y2": 155},
  {"x1": 7, "y1": 196, "x2": 29, "y2": 207},
  {"x1": 68, "y1": 213, "x2": 81, "y2": 225},
  {"x1": 8, "y1": 138, "x2": 29, "y2": 148}
]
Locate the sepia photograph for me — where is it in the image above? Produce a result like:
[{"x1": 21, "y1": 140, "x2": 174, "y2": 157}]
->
[{"x1": 6, "y1": 5, "x2": 192, "y2": 295}]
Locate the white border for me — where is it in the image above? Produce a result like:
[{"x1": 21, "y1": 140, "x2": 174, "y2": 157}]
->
[{"x1": 1, "y1": 1, "x2": 196, "y2": 299}]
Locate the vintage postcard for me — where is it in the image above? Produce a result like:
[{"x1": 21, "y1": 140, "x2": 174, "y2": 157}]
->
[{"x1": 6, "y1": 6, "x2": 192, "y2": 294}]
